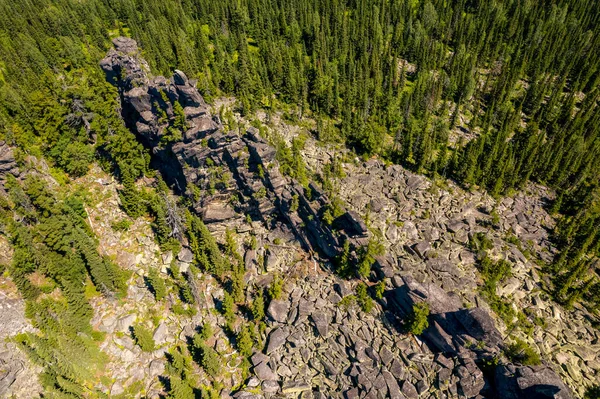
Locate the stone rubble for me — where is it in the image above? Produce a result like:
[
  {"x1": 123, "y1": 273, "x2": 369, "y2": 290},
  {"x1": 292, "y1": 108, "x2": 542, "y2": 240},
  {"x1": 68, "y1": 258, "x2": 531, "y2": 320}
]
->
[{"x1": 97, "y1": 37, "x2": 590, "y2": 398}]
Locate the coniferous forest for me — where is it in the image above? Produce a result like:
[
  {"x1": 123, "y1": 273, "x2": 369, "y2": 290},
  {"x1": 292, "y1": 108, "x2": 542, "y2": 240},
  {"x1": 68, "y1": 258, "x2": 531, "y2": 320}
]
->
[{"x1": 1, "y1": 0, "x2": 600, "y2": 398}]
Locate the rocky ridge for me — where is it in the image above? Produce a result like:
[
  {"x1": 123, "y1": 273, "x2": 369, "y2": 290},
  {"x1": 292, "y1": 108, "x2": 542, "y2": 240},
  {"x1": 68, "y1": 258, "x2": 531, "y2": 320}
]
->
[{"x1": 98, "y1": 36, "x2": 580, "y2": 398}]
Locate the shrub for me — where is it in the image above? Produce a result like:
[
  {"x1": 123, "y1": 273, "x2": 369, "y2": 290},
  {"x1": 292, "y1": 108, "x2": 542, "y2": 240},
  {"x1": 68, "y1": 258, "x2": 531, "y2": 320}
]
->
[
  {"x1": 356, "y1": 283, "x2": 373, "y2": 313},
  {"x1": 236, "y1": 324, "x2": 253, "y2": 357},
  {"x1": 469, "y1": 232, "x2": 494, "y2": 253},
  {"x1": 268, "y1": 274, "x2": 283, "y2": 300},
  {"x1": 479, "y1": 256, "x2": 512, "y2": 296},
  {"x1": 337, "y1": 295, "x2": 356, "y2": 310},
  {"x1": 111, "y1": 218, "x2": 132, "y2": 232},
  {"x1": 357, "y1": 239, "x2": 385, "y2": 279},
  {"x1": 146, "y1": 267, "x2": 167, "y2": 301},
  {"x1": 336, "y1": 240, "x2": 353, "y2": 278},
  {"x1": 198, "y1": 342, "x2": 220, "y2": 377},
  {"x1": 222, "y1": 292, "x2": 235, "y2": 324},
  {"x1": 505, "y1": 338, "x2": 541, "y2": 366},
  {"x1": 406, "y1": 302, "x2": 430, "y2": 335},
  {"x1": 373, "y1": 281, "x2": 386, "y2": 299},
  {"x1": 585, "y1": 385, "x2": 600, "y2": 399},
  {"x1": 118, "y1": 164, "x2": 145, "y2": 218},
  {"x1": 167, "y1": 377, "x2": 195, "y2": 399},
  {"x1": 60, "y1": 142, "x2": 93, "y2": 177},
  {"x1": 251, "y1": 290, "x2": 265, "y2": 321},
  {"x1": 132, "y1": 324, "x2": 155, "y2": 352},
  {"x1": 199, "y1": 322, "x2": 213, "y2": 341}
]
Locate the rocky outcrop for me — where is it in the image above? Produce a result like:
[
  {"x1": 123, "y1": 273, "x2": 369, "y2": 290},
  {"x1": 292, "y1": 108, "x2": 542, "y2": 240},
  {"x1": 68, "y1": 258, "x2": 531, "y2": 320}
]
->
[
  {"x1": 386, "y1": 276, "x2": 572, "y2": 398},
  {"x1": 0, "y1": 344, "x2": 24, "y2": 396},
  {"x1": 0, "y1": 288, "x2": 41, "y2": 398},
  {"x1": 100, "y1": 38, "x2": 577, "y2": 398},
  {"x1": 388, "y1": 276, "x2": 504, "y2": 354},
  {"x1": 0, "y1": 141, "x2": 19, "y2": 183},
  {"x1": 496, "y1": 364, "x2": 573, "y2": 399},
  {"x1": 101, "y1": 37, "x2": 367, "y2": 261}
]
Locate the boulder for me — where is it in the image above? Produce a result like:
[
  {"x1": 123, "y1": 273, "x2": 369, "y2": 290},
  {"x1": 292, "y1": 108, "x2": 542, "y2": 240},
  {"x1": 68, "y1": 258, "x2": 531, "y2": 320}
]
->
[
  {"x1": 413, "y1": 241, "x2": 431, "y2": 258},
  {"x1": 382, "y1": 371, "x2": 403, "y2": 399},
  {"x1": 262, "y1": 380, "x2": 279, "y2": 393},
  {"x1": 0, "y1": 357, "x2": 21, "y2": 396},
  {"x1": 152, "y1": 322, "x2": 168, "y2": 345},
  {"x1": 177, "y1": 247, "x2": 194, "y2": 263},
  {"x1": 254, "y1": 362, "x2": 278, "y2": 381},
  {"x1": 447, "y1": 220, "x2": 467, "y2": 233},
  {"x1": 495, "y1": 364, "x2": 573, "y2": 399},
  {"x1": 0, "y1": 142, "x2": 19, "y2": 180},
  {"x1": 426, "y1": 258, "x2": 459, "y2": 276},
  {"x1": 401, "y1": 380, "x2": 418, "y2": 399},
  {"x1": 334, "y1": 211, "x2": 368, "y2": 237},
  {"x1": 281, "y1": 381, "x2": 311, "y2": 394},
  {"x1": 265, "y1": 327, "x2": 289, "y2": 354},
  {"x1": 202, "y1": 202, "x2": 236, "y2": 223},
  {"x1": 250, "y1": 352, "x2": 269, "y2": 367},
  {"x1": 116, "y1": 314, "x2": 137, "y2": 333},
  {"x1": 149, "y1": 359, "x2": 165, "y2": 377},
  {"x1": 388, "y1": 276, "x2": 462, "y2": 316},
  {"x1": 310, "y1": 312, "x2": 331, "y2": 337},
  {"x1": 456, "y1": 359, "x2": 485, "y2": 397},
  {"x1": 455, "y1": 307, "x2": 503, "y2": 348},
  {"x1": 266, "y1": 300, "x2": 290, "y2": 323}
]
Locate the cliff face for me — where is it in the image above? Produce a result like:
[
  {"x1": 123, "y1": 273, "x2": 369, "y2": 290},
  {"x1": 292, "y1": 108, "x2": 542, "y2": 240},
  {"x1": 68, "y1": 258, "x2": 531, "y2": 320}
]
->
[
  {"x1": 101, "y1": 37, "x2": 367, "y2": 261},
  {"x1": 100, "y1": 37, "x2": 574, "y2": 399}
]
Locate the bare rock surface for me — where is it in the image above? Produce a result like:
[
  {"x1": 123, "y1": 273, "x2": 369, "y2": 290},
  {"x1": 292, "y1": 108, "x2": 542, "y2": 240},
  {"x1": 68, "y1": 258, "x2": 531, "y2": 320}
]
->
[{"x1": 0, "y1": 259, "x2": 42, "y2": 398}]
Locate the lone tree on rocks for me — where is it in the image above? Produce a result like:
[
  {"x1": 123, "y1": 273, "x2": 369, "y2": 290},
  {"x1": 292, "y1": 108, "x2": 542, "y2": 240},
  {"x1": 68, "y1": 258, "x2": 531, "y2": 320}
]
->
[
  {"x1": 406, "y1": 302, "x2": 430, "y2": 336},
  {"x1": 133, "y1": 324, "x2": 155, "y2": 352}
]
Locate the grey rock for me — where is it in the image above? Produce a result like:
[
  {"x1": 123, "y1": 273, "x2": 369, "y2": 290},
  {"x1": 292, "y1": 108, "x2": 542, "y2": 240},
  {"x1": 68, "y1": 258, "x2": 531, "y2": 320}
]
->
[
  {"x1": 0, "y1": 357, "x2": 21, "y2": 396},
  {"x1": 310, "y1": 312, "x2": 330, "y2": 337},
  {"x1": 413, "y1": 241, "x2": 431, "y2": 258},
  {"x1": 152, "y1": 322, "x2": 168, "y2": 345},
  {"x1": 267, "y1": 300, "x2": 290, "y2": 323},
  {"x1": 495, "y1": 364, "x2": 573, "y2": 399},
  {"x1": 149, "y1": 359, "x2": 165, "y2": 377},
  {"x1": 202, "y1": 201, "x2": 236, "y2": 223},
  {"x1": 111, "y1": 380, "x2": 125, "y2": 396},
  {"x1": 177, "y1": 247, "x2": 194, "y2": 263},
  {"x1": 427, "y1": 258, "x2": 459, "y2": 276},
  {"x1": 247, "y1": 377, "x2": 260, "y2": 388},
  {"x1": 254, "y1": 362, "x2": 278, "y2": 381},
  {"x1": 262, "y1": 380, "x2": 279, "y2": 393},
  {"x1": 0, "y1": 142, "x2": 19, "y2": 180},
  {"x1": 456, "y1": 360, "x2": 484, "y2": 397},
  {"x1": 401, "y1": 380, "x2": 418, "y2": 399},
  {"x1": 447, "y1": 220, "x2": 467, "y2": 233},
  {"x1": 382, "y1": 370, "x2": 404, "y2": 399},
  {"x1": 415, "y1": 380, "x2": 429, "y2": 395},
  {"x1": 320, "y1": 358, "x2": 340, "y2": 376},
  {"x1": 265, "y1": 327, "x2": 289, "y2": 354},
  {"x1": 334, "y1": 280, "x2": 352, "y2": 298},
  {"x1": 455, "y1": 307, "x2": 503, "y2": 348},
  {"x1": 116, "y1": 314, "x2": 137, "y2": 333},
  {"x1": 251, "y1": 352, "x2": 269, "y2": 367},
  {"x1": 281, "y1": 381, "x2": 311, "y2": 394},
  {"x1": 344, "y1": 387, "x2": 360, "y2": 399}
]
